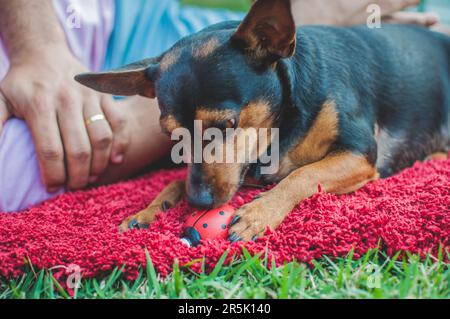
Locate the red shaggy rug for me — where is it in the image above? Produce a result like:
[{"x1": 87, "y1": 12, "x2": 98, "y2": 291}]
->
[{"x1": 0, "y1": 159, "x2": 449, "y2": 280}]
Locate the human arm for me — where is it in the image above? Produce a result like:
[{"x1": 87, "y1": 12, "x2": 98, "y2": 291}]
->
[
  {"x1": 0, "y1": 0, "x2": 128, "y2": 191},
  {"x1": 291, "y1": 0, "x2": 438, "y2": 27}
]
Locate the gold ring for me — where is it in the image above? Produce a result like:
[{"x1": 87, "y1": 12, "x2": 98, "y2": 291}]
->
[{"x1": 85, "y1": 114, "x2": 106, "y2": 126}]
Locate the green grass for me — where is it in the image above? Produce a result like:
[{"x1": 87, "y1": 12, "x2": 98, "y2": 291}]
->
[
  {"x1": 180, "y1": 0, "x2": 251, "y2": 12},
  {"x1": 1, "y1": 248, "x2": 449, "y2": 299}
]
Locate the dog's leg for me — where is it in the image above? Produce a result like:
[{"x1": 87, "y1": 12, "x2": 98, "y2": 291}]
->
[
  {"x1": 119, "y1": 180, "x2": 185, "y2": 232},
  {"x1": 228, "y1": 152, "x2": 379, "y2": 242}
]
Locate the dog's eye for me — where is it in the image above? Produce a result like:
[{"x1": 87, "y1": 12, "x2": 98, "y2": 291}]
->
[
  {"x1": 215, "y1": 118, "x2": 238, "y2": 133},
  {"x1": 225, "y1": 118, "x2": 237, "y2": 130}
]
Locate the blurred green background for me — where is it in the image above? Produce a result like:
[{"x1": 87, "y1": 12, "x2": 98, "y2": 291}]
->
[
  {"x1": 182, "y1": 0, "x2": 450, "y2": 24},
  {"x1": 181, "y1": 0, "x2": 251, "y2": 11}
]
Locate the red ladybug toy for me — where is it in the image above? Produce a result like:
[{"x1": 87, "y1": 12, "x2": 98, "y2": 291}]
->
[{"x1": 181, "y1": 204, "x2": 235, "y2": 247}]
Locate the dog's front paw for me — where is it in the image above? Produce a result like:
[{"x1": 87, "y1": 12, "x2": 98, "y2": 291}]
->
[
  {"x1": 119, "y1": 202, "x2": 171, "y2": 233},
  {"x1": 119, "y1": 213, "x2": 150, "y2": 233},
  {"x1": 228, "y1": 193, "x2": 284, "y2": 242}
]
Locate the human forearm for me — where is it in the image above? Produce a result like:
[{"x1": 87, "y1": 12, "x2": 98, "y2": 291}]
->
[
  {"x1": 0, "y1": 0, "x2": 66, "y2": 62},
  {"x1": 291, "y1": 0, "x2": 421, "y2": 26},
  {"x1": 96, "y1": 97, "x2": 172, "y2": 186}
]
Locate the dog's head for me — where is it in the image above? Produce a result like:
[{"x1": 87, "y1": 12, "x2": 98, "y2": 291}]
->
[{"x1": 76, "y1": 0, "x2": 296, "y2": 208}]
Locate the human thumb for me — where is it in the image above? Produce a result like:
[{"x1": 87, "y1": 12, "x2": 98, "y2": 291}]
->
[{"x1": 0, "y1": 91, "x2": 12, "y2": 134}]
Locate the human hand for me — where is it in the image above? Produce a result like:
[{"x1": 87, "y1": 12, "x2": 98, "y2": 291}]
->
[
  {"x1": 291, "y1": 0, "x2": 439, "y2": 27},
  {"x1": 0, "y1": 44, "x2": 129, "y2": 192}
]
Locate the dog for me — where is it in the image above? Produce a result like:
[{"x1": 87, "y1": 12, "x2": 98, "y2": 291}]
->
[{"x1": 76, "y1": 0, "x2": 450, "y2": 242}]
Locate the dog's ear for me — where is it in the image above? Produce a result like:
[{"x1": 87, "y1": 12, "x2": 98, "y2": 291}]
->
[
  {"x1": 75, "y1": 58, "x2": 160, "y2": 98},
  {"x1": 232, "y1": 0, "x2": 296, "y2": 62}
]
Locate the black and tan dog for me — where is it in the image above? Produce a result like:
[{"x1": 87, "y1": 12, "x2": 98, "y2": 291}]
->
[{"x1": 76, "y1": 0, "x2": 450, "y2": 242}]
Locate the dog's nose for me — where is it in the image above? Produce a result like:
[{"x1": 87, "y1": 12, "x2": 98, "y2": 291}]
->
[
  {"x1": 187, "y1": 163, "x2": 215, "y2": 208},
  {"x1": 187, "y1": 184, "x2": 214, "y2": 209}
]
